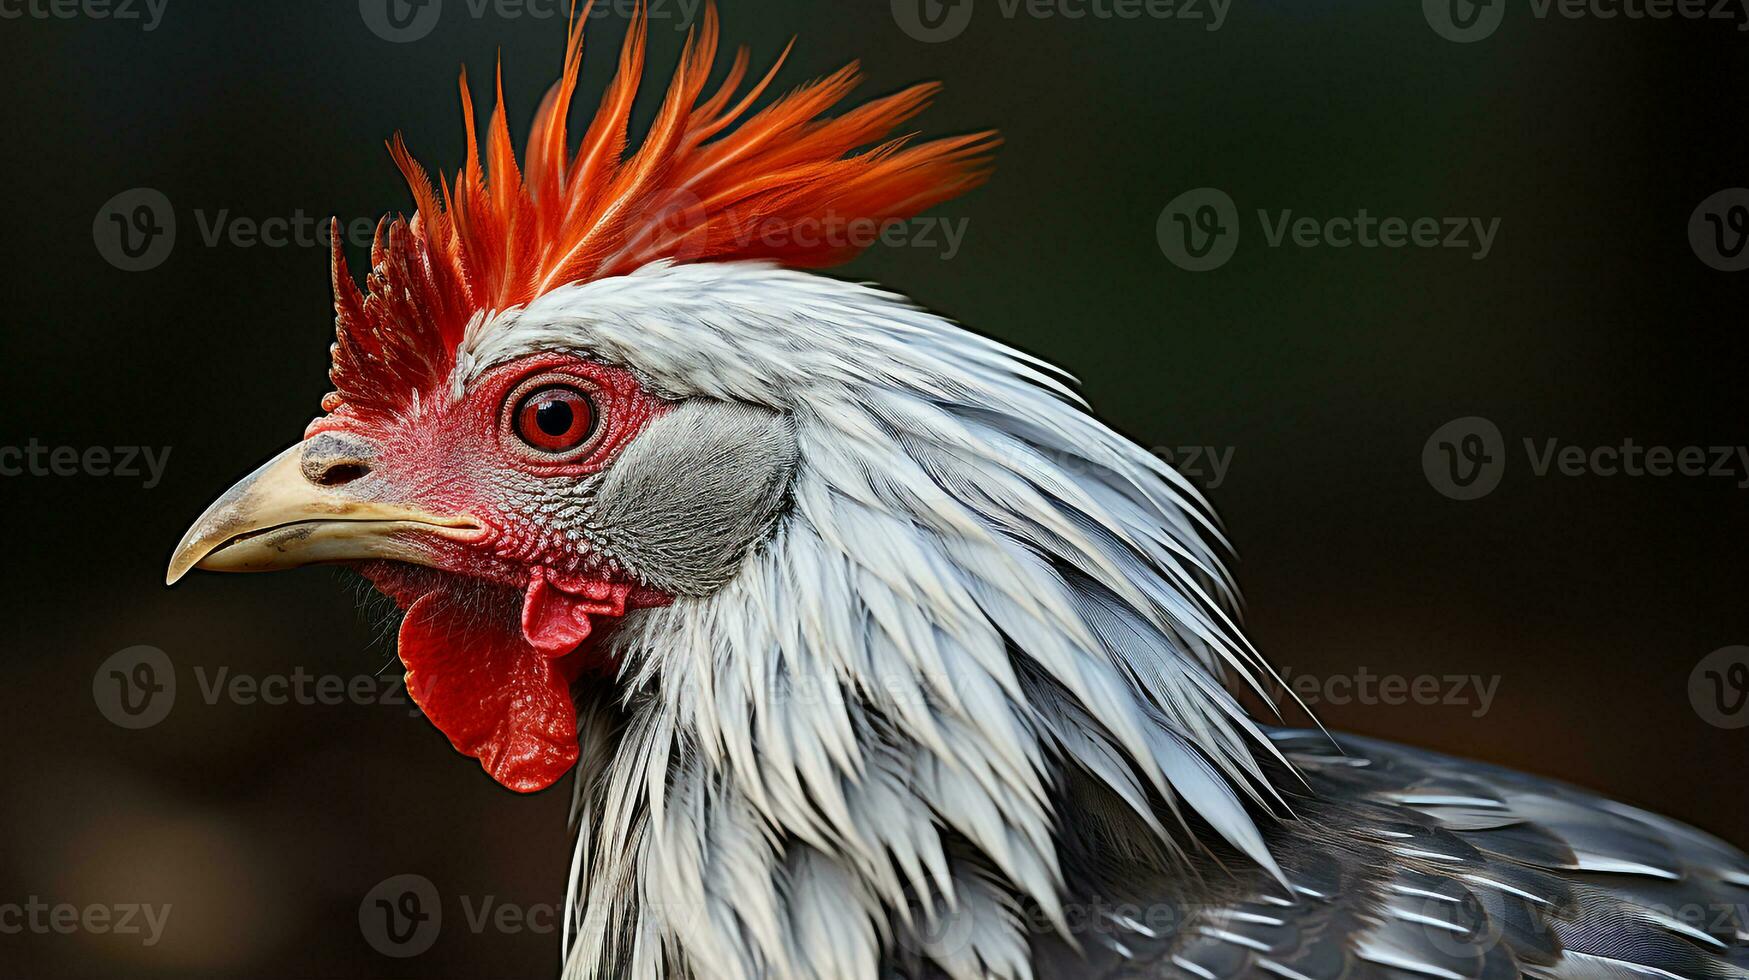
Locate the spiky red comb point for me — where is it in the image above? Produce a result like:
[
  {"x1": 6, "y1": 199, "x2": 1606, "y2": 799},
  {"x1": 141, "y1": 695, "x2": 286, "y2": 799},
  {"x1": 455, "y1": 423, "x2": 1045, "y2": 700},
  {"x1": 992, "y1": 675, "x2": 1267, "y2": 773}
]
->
[{"x1": 324, "y1": 0, "x2": 997, "y2": 415}]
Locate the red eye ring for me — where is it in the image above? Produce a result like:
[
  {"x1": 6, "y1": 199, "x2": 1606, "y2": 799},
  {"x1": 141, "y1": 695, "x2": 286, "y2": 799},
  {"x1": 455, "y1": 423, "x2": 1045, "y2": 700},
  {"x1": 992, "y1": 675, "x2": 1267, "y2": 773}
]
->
[{"x1": 512, "y1": 385, "x2": 597, "y2": 454}]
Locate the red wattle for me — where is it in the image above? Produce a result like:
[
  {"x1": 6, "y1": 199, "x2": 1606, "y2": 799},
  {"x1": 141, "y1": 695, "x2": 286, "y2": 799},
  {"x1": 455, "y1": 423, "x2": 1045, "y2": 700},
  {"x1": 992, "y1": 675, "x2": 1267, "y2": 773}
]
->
[
  {"x1": 397, "y1": 592, "x2": 580, "y2": 793},
  {"x1": 521, "y1": 570, "x2": 597, "y2": 656}
]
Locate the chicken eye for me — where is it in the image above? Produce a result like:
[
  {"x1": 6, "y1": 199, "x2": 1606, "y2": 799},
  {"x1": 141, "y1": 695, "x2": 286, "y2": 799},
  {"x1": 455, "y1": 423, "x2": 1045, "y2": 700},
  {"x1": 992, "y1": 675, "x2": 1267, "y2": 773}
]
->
[{"x1": 513, "y1": 386, "x2": 596, "y2": 453}]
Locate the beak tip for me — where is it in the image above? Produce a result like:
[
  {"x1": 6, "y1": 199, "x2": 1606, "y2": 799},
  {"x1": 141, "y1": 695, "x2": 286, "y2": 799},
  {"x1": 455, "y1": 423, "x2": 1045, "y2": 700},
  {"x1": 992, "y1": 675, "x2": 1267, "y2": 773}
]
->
[
  {"x1": 166, "y1": 547, "x2": 200, "y2": 585},
  {"x1": 166, "y1": 527, "x2": 209, "y2": 586}
]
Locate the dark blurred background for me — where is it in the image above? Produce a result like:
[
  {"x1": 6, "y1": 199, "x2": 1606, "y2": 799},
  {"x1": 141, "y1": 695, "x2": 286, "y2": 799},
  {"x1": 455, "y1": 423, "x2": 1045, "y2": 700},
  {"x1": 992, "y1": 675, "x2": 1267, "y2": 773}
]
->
[{"x1": 3, "y1": 0, "x2": 1747, "y2": 976}]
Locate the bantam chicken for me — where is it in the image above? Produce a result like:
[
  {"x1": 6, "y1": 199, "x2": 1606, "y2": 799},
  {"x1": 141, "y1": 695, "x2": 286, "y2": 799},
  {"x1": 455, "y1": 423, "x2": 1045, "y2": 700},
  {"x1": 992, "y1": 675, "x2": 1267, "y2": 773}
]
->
[{"x1": 166, "y1": 6, "x2": 1749, "y2": 979}]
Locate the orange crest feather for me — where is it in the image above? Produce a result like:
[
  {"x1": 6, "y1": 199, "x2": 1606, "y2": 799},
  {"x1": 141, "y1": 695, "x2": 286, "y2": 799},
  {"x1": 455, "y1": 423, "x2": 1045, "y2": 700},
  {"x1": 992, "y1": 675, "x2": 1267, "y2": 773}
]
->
[{"x1": 325, "y1": 1, "x2": 997, "y2": 416}]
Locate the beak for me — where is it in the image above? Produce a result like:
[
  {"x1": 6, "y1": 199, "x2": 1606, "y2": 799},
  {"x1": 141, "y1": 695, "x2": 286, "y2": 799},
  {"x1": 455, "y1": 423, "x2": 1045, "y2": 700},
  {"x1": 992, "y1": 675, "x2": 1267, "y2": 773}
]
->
[{"x1": 166, "y1": 441, "x2": 480, "y2": 586}]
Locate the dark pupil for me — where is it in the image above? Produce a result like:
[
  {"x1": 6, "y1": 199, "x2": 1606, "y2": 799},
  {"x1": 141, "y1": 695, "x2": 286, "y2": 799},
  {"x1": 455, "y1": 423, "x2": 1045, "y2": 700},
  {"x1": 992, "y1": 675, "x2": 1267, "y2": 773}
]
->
[{"x1": 534, "y1": 399, "x2": 574, "y2": 437}]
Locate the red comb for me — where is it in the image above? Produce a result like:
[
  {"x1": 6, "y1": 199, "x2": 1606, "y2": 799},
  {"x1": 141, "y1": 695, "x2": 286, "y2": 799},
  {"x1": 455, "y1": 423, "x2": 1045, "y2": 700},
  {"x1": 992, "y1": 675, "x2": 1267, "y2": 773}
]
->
[{"x1": 325, "y1": 0, "x2": 997, "y2": 415}]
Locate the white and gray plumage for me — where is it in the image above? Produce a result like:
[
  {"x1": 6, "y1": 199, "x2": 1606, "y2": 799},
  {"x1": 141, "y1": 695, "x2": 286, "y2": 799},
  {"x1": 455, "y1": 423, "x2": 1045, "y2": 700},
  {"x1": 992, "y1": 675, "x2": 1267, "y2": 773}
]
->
[
  {"x1": 164, "y1": 10, "x2": 1749, "y2": 980},
  {"x1": 493, "y1": 264, "x2": 1749, "y2": 980}
]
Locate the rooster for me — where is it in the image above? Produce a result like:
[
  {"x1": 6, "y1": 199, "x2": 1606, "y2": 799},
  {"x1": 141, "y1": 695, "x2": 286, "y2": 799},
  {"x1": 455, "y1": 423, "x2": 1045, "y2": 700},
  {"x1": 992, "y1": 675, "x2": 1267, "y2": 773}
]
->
[{"x1": 165, "y1": 6, "x2": 1749, "y2": 979}]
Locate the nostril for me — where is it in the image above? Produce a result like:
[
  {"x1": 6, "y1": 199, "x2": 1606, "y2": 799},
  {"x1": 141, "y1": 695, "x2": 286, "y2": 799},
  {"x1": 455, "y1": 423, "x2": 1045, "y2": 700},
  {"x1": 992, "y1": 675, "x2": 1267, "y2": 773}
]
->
[
  {"x1": 313, "y1": 462, "x2": 371, "y2": 486},
  {"x1": 301, "y1": 433, "x2": 376, "y2": 487}
]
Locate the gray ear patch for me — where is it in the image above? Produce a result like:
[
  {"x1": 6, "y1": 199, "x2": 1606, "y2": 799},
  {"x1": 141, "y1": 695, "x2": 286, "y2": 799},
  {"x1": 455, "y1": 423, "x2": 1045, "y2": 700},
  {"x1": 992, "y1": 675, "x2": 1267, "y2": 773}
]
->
[{"x1": 591, "y1": 399, "x2": 798, "y2": 597}]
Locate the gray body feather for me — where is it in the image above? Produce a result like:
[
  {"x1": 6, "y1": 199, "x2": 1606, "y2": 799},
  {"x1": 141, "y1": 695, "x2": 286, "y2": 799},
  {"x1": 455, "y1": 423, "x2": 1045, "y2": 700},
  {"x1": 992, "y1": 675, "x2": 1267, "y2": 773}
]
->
[{"x1": 906, "y1": 730, "x2": 1749, "y2": 979}]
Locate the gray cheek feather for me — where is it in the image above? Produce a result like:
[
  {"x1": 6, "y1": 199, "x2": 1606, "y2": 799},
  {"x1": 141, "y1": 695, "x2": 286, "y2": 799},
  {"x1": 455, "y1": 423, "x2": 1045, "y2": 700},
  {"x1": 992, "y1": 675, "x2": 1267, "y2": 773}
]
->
[{"x1": 591, "y1": 399, "x2": 798, "y2": 597}]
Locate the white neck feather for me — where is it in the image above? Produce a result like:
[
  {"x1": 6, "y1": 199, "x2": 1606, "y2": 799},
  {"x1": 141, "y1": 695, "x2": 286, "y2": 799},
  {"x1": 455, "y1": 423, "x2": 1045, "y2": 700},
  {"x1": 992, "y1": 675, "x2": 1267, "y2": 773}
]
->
[{"x1": 462, "y1": 262, "x2": 1288, "y2": 980}]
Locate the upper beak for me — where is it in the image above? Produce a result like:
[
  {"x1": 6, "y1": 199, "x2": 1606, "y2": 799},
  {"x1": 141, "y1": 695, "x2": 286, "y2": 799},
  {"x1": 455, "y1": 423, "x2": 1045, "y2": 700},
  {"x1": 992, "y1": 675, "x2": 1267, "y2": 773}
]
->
[{"x1": 166, "y1": 440, "x2": 480, "y2": 586}]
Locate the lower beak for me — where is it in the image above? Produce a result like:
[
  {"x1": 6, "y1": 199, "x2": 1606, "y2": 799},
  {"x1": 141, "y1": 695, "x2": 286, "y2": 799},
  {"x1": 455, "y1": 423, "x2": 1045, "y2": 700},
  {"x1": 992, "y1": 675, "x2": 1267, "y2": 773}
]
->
[{"x1": 165, "y1": 441, "x2": 480, "y2": 586}]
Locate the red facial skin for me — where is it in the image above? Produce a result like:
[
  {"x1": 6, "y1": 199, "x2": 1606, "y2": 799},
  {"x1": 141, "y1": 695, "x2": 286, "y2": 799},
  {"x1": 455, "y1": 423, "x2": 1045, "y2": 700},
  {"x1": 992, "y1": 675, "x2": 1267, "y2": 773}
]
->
[{"x1": 307, "y1": 354, "x2": 672, "y2": 792}]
